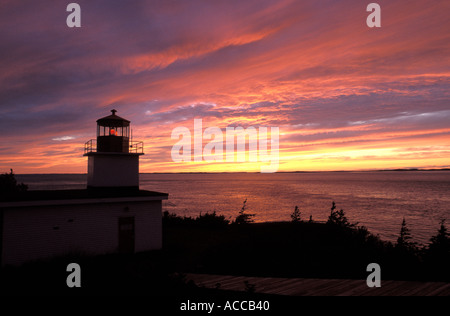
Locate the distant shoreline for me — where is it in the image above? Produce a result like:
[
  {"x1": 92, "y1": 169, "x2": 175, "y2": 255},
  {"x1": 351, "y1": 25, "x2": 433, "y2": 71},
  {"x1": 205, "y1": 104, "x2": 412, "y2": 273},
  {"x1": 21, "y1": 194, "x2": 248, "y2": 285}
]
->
[{"x1": 15, "y1": 168, "x2": 450, "y2": 175}]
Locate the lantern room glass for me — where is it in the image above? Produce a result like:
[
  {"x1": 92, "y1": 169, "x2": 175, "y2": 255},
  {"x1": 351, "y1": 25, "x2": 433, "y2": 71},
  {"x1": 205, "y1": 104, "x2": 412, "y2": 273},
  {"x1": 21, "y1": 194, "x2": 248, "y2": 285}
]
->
[{"x1": 97, "y1": 125, "x2": 129, "y2": 138}]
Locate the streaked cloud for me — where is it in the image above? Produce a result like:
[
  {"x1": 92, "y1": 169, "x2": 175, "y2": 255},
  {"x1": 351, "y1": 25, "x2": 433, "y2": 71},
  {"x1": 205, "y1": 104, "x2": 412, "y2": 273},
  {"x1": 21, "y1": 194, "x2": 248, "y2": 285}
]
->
[{"x1": 0, "y1": 0, "x2": 449, "y2": 173}]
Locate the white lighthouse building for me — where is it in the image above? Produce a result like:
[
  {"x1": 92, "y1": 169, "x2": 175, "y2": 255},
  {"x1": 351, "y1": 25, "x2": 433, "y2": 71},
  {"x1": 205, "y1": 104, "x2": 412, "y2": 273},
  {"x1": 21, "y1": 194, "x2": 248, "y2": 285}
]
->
[
  {"x1": 84, "y1": 109, "x2": 143, "y2": 189},
  {"x1": 0, "y1": 110, "x2": 168, "y2": 266}
]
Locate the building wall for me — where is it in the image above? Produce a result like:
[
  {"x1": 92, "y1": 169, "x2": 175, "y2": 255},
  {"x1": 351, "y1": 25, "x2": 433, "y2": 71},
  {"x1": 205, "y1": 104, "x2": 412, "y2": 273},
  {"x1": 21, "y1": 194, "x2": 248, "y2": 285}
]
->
[
  {"x1": 1, "y1": 199, "x2": 162, "y2": 266},
  {"x1": 87, "y1": 154, "x2": 140, "y2": 187}
]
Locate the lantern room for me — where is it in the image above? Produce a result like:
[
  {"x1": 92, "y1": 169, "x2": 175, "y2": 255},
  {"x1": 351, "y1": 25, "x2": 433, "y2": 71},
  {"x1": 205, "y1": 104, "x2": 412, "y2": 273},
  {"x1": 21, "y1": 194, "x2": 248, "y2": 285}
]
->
[{"x1": 96, "y1": 109, "x2": 130, "y2": 153}]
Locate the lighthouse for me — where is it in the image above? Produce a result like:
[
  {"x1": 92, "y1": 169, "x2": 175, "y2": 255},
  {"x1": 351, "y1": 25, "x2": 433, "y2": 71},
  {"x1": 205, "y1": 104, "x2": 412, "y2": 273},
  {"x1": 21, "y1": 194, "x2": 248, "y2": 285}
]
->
[
  {"x1": 84, "y1": 109, "x2": 144, "y2": 189},
  {"x1": 0, "y1": 109, "x2": 168, "y2": 266}
]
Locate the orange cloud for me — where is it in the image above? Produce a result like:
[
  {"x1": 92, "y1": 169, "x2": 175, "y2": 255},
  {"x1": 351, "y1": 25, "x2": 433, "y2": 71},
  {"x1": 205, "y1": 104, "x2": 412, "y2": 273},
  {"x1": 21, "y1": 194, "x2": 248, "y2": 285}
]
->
[{"x1": 1, "y1": 0, "x2": 449, "y2": 173}]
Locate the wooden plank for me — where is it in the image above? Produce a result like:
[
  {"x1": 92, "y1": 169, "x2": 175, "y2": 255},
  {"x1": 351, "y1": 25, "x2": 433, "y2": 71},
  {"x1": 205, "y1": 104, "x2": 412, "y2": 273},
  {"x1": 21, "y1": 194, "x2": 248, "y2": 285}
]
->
[
  {"x1": 307, "y1": 279, "x2": 363, "y2": 296},
  {"x1": 423, "y1": 282, "x2": 450, "y2": 296},
  {"x1": 185, "y1": 273, "x2": 450, "y2": 296}
]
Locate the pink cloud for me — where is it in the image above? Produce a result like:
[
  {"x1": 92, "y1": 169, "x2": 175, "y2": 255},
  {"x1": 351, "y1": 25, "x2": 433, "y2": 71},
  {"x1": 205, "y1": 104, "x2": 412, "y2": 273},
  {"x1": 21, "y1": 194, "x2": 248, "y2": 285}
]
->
[{"x1": 0, "y1": 0, "x2": 449, "y2": 173}]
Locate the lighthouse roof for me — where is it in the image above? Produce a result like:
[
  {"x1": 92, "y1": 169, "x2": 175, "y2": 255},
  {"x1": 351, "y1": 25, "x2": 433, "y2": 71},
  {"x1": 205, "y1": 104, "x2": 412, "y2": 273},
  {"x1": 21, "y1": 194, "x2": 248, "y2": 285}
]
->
[
  {"x1": 0, "y1": 188, "x2": 168, "y2": 204},
  {"x1": 97, "y1": 109, "x2": 130, "y2": 127}
]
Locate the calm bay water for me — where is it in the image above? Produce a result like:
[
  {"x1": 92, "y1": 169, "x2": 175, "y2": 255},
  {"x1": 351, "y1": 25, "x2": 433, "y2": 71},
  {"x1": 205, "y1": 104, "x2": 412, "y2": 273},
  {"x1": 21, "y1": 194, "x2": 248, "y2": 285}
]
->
[{"x1": 16, "y1": 171, "x2": 450, "y2": 245}]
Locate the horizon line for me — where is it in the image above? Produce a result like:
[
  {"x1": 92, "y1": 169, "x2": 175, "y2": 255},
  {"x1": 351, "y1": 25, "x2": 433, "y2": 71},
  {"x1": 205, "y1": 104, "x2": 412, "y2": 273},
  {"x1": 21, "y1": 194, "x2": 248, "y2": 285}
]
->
[{"x1": 13, "y1": 168, "x2": 450, "y2": 175}]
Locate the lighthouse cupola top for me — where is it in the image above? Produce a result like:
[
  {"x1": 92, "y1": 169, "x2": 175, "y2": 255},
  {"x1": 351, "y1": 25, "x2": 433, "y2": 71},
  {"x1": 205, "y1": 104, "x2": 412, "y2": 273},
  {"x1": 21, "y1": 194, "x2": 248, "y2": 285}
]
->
[
  {"x1": 84, "y1": 109, "x2": 144, "y2": 155},
  {"x1": 97, "y1": 109, "x2": 130, "y2": 129}
]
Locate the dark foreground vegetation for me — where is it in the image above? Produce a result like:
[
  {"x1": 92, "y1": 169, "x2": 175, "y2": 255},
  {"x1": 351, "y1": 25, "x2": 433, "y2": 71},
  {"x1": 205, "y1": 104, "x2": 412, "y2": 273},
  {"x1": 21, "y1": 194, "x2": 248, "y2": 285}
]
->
[
  {"x1": 162, "y1": 206, "x2": 450, "y2": 282},
  {"x1": 1, "y1": 202, "x2": 449, "y2": 297}
]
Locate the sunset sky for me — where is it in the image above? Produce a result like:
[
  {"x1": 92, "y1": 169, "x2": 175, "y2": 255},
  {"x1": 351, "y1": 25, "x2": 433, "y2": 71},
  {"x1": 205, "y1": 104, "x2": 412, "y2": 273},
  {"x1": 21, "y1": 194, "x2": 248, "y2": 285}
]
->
[{"x1": 1, "y1": 0, "x2": 449, "y2": 173}]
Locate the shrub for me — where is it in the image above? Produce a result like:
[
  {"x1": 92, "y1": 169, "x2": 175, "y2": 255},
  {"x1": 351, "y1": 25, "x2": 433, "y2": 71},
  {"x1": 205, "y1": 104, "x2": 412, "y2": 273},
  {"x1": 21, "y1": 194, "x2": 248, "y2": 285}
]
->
[
  {"x1": 0, "y1": 169, "x2": 28, "y2": 196},
  {"x1": 234, "y1": 199, "x2": 255, "y2": 225},
  {"x1": 196, "y1": 211, "x2": 230, "y2": 227},
  {"x1": 163, "y1": 211, "x2": 229, "y2": 228},
  {"x1": 162, "y1": 211, "x2": 194, "y2": 226}
]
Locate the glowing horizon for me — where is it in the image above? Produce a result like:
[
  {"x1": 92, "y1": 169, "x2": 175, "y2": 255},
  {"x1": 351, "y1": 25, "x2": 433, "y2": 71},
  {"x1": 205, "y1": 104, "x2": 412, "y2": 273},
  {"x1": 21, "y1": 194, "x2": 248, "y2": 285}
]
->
[{"x1": 1, "y1": 1, "x2": 449, "y2": 174}]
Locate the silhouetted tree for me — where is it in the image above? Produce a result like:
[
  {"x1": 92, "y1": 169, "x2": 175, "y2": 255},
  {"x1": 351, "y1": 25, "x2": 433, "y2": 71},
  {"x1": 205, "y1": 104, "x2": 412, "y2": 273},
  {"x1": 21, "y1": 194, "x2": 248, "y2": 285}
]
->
[
  {"x1": 396, "y1": 218, "x2": 417, "y2": 251},
  {"x1": 327, "y1": 201, "x2": 355, "y2": 229},
  {"x1": 427, "y1": 219, "x2": 450, "y2": 257},
  {"x1": 234, "y1": 199, "x2": 255, "y2": 224},
  {"x1": 0, "y1": 169, "x2": 28, "y2": 196},
  {"x1": 424, "y1": 219, "x2": 450, "y2": 281},
  {"x1": 291, "y1": 205, "x2": 301, "y2": 222}
]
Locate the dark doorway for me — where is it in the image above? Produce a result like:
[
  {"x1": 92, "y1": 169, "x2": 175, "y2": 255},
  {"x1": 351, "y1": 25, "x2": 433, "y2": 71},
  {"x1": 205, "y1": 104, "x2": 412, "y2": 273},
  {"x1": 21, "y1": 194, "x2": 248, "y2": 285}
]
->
[{"x1": 118, "y1": 216, "x2": 135, "y2": 254}]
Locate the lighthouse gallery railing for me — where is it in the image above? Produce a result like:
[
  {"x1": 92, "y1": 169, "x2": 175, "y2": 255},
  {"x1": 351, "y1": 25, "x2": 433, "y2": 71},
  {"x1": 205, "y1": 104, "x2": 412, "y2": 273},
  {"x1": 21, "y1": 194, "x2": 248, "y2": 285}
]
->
[{"x1": 84, "y1": 139, "x2": 144, "y2": 154}]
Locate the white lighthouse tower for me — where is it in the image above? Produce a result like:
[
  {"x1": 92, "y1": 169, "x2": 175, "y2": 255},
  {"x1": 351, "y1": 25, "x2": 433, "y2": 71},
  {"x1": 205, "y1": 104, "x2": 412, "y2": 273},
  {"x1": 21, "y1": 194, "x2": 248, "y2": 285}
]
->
[{"x1": 84, "y1": 109, "x2": 144, "y2": 189}]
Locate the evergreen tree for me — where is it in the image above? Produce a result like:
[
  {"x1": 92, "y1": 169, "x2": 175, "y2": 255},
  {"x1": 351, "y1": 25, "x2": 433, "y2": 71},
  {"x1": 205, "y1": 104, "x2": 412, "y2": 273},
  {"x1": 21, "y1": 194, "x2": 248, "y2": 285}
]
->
[
  {"x1": 396, "y1": 218, "x2": 417, "y2": 250},
  {"x1": 425, "y1": 219, "x2": 450, "y2": 281},
  {"x1": 327, "y1": 201, "x2": 355, "y2": 229},
  {"x1": 291, "y1": 205, "x2": 301, "y2": 223},
  {"x1": 428, "y1": 219, "x2": 450, "y2": 255}
]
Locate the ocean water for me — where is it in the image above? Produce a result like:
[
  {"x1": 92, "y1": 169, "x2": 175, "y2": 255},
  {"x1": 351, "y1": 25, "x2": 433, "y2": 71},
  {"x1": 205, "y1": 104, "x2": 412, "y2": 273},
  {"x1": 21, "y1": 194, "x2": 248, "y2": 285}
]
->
[{"x1": 16, "y1": 171, "x2": 450, "y2": 245}]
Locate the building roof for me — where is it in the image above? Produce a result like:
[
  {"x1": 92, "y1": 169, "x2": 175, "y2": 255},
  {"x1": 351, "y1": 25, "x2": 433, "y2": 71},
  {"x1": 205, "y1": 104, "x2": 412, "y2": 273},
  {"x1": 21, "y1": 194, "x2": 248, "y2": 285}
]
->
[
  {"x1": 0, "y1": 188, "x2": 168, "y2": 206},
  {"x1": 97, "y1": 109, "x2": 130, "y2": 127}
]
